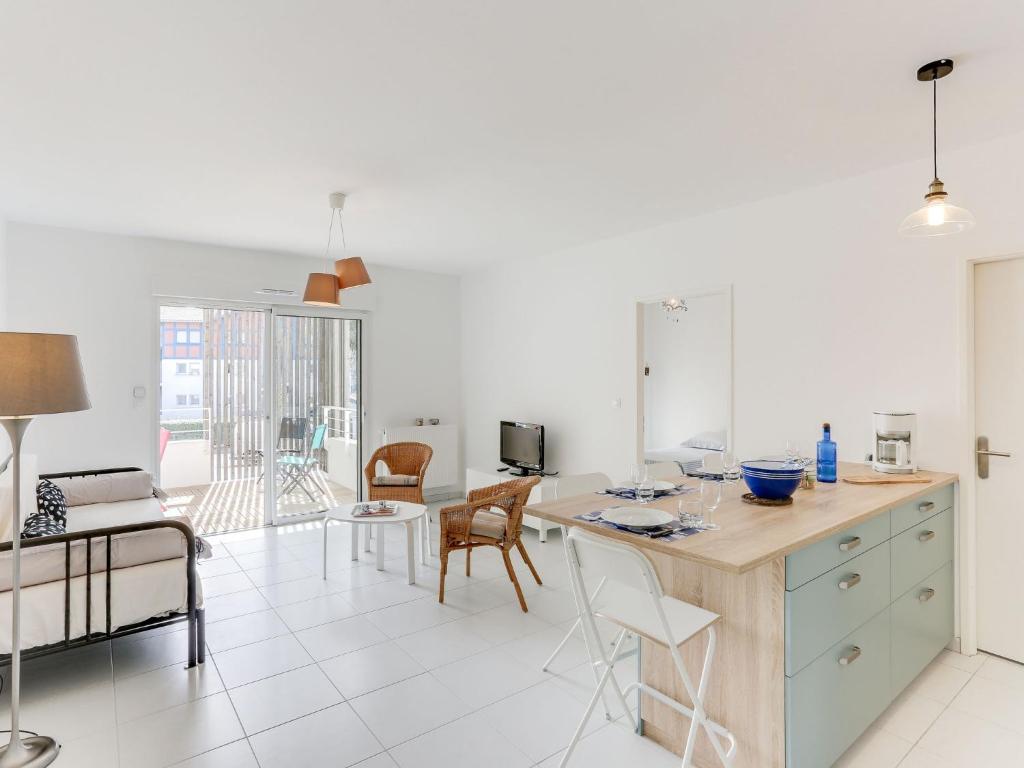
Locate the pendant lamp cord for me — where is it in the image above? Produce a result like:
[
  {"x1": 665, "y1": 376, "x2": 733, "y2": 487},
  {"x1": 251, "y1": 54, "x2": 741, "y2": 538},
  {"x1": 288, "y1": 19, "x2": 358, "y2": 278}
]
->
[
  {"x1": 932, "y1": 76, "x2": 938, "y2": 181},
  {"x1": 323, "y1": 208, "x2": 336, "y2": 271},
  {"x1": 322, "y1": 207, "x2": 347, "y2": 270}
]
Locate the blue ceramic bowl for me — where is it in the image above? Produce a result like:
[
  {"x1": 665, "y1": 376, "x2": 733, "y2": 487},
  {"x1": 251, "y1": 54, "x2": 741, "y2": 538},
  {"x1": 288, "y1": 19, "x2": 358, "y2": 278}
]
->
[
  {"x1": 741, "y1": 461, "x2": 802, "y2": 500},
  {"x1": 741, "y1": 460, "x2": 805, "y2": 475}
]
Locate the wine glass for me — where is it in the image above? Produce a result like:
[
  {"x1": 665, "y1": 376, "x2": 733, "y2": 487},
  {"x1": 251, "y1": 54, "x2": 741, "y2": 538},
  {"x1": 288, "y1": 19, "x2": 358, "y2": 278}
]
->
[
  {"x1": 699, "y1": 480, "x2": 722, "y2": 530},
  {"x1": 785, "y1": 440, "x2": 803, "y2": 467},
  {"x1": 721, "y1": 451, "x2": 740, "y2": 482}
]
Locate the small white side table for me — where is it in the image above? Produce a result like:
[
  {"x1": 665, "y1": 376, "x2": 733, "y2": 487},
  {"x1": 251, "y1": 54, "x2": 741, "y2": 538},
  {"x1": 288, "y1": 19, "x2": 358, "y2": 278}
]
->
[{"x1": 322, "y1": 502, "x2": 429, "y2": 585}]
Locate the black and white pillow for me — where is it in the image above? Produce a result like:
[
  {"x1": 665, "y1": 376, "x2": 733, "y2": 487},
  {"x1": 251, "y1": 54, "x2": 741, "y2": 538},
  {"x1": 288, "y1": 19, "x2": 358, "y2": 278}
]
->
[{"x1": 23, "y1": 479, "x2": 69, "y2": 539}]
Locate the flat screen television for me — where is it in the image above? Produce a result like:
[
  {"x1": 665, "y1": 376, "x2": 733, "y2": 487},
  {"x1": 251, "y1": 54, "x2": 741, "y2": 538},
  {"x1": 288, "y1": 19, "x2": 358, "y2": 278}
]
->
[{"x1": 500, "y1": 421, "x2": 545, "y2": 475}]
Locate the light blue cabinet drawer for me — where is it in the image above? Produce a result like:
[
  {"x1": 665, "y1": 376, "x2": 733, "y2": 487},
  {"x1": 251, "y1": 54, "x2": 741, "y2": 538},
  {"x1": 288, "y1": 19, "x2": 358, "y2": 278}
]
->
[
  {"x1": 786, "y1": 512, "x2": 891, "y2": 590},
  {"x1": 892, "y1": 561, "x2": 954, "y2": 695},
  {"x1": 890, "y1": 484, "x2": 954, "y2": 536},
  {"x1": 892, "y1": 508, "x2": 954, "y2": 599},
  {"x1": 786, "y1": 607, "x2": 891, "y2": 768},
  {"x1": 786, "y1": 541, "x2": 891, "y2": 675}
]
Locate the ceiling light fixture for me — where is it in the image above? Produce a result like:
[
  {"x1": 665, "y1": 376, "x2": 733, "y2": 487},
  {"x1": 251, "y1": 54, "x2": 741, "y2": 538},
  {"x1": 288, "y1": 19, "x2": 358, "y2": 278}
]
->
[
  {"x1": 662, "y1": 297, "x2": 688, "y2": 322},
  {"x1": 303, "y1": 192, "x2": 372, "y2": 305},
  {"x1": 898, "y1": 59, "x2": 975, "y2": 237}
]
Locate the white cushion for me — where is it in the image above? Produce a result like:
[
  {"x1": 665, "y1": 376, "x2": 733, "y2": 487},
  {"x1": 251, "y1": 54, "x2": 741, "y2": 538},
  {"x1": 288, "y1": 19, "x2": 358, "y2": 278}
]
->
[
  {"x1": 371, "y1": 475, "x2": 418, "y2": 487},
  {"x1": 52, "y1": 470, "x2": 154, "y2": 507},
  {"x1": 680, "y1": 431, "x2": 726, "y2": 451},
  {"x1": 470, "y1": 509, "x2": 508, "y2": 539}
]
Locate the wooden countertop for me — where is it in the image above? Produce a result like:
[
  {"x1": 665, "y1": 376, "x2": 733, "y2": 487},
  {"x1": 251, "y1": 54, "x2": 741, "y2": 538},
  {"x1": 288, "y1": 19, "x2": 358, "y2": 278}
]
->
[{"x1": 525, "y1": 462, "x2": 957, "y2": 574}]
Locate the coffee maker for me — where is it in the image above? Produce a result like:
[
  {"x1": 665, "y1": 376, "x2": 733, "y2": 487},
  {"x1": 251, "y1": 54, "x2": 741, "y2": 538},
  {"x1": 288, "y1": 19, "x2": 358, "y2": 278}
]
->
[{"x1": 872, "y1": 412, "x2": 917, "y2": 474}]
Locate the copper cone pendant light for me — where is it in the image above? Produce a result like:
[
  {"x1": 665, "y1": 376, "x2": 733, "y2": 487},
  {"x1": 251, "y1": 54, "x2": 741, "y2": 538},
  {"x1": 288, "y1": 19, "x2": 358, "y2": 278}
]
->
[
  {"x1": 898, "y1": 59, "x2": 975, "y2": 237},
  {"x1": 303, "y1": 192, "x2": 372, "y2": 305}
]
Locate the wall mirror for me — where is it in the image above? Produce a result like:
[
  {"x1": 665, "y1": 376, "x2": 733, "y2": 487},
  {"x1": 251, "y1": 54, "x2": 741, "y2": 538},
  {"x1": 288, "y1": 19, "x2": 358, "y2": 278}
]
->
[{"x1": 635, "y1": 287, "x2": 733, "y2": 472}]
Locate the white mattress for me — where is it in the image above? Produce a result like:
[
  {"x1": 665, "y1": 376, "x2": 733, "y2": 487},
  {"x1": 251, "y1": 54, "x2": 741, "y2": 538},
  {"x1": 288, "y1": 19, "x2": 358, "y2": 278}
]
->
[
  {"x1": 0, "y1": 498, "x2": 195, "y2": 591},
  {"x1": 644, "y1": 445, "x2": 719, "y2": 469},
  {"x1": 0, "y1": 556, "x2": 202, "y2": 654}
]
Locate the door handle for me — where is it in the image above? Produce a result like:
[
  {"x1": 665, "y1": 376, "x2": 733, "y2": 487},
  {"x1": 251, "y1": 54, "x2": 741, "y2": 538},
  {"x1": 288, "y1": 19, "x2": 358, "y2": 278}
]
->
[
  {"x1": 919, "y1": 588, "x2": 936, "y2": 603},
  {"x1": 918, "y1": 530, "x2": 936, "y2": 543},
  {"x1": 838, "y1": 573, "x2": 861, "y2": 590},
  {"x1": 978, "y1": 436, "x2": 1012, "y2": 479}
]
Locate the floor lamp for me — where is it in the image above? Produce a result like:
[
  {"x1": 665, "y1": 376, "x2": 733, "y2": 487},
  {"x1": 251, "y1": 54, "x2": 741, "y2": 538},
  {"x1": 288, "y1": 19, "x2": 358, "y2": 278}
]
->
[{"x1": 0, "y1": 333, "x2": 90, "y2": 768}]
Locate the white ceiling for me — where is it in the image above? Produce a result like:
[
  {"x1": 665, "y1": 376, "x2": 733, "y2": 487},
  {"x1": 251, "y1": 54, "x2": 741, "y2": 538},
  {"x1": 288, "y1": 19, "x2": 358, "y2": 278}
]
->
[{"x1": 1, "y1": 1, "x2": 1021, "y2": 273}]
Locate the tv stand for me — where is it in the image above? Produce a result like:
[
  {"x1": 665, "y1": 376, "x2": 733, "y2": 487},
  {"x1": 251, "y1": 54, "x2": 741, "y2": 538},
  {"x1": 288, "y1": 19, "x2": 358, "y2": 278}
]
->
[{"x1": 503, "y1": 466, "x2": 558, "y2": 478}]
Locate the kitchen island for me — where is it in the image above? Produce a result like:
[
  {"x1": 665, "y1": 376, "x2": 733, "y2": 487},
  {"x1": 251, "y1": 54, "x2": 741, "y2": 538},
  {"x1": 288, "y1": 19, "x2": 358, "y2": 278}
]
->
[{"x1": 525, "y1": 462, "x2": 957, "y2": 768}]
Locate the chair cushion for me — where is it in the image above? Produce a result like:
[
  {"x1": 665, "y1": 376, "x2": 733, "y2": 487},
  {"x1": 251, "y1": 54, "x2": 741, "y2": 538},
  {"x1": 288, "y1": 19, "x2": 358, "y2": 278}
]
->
[
  {"x1": 470, "y1": 510, "x2": 508, "y2": 539},
  {"x1": 371, "y1": 475, "x2": 419, "y2": 487}
]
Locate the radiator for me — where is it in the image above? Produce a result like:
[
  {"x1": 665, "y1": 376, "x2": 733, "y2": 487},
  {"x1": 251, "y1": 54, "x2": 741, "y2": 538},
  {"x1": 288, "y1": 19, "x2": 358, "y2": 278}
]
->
[{"x1": 382, "y1": 424, "x2": 458, "y2": 489}]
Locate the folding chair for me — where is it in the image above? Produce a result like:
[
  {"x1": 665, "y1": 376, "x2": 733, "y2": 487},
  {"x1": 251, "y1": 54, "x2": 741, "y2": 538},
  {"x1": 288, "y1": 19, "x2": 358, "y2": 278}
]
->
[
  {"x1": 257, "y1": 416, "x2": 308, "y2": 482},
  {"x1": 560, "y1": 527, "x2": 737, "y2": 767},
  {"x1": 277, "y1": 423, "x2": 328, "y2": 501}
]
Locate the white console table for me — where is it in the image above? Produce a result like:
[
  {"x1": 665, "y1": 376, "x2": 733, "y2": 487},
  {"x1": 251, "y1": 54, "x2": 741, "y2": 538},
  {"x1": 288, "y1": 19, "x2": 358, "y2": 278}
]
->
[{"x1": 465, "y1": 467, "x2": 558, "y2": 542}]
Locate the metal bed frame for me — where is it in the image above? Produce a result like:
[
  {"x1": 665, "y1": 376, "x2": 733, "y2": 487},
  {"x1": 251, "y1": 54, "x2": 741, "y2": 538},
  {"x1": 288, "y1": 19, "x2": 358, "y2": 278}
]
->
[{"x1": 0, "y1": 467, "x2": 204, "y2": 668}]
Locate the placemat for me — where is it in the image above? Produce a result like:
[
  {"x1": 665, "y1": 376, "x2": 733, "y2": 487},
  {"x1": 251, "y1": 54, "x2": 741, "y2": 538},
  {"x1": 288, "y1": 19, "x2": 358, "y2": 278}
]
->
[
  {"x1": 574, "y1": 509, "x2": 703, "y2": 542},
  {"x1": 598, "y1": 485, "x2": 694, "y2": 501}
]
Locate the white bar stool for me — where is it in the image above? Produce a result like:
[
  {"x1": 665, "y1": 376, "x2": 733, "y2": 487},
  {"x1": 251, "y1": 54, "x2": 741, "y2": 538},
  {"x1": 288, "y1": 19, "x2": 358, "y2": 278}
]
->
[{"x1": 560, "y1": 527, "x2": 737, "y2": 768}]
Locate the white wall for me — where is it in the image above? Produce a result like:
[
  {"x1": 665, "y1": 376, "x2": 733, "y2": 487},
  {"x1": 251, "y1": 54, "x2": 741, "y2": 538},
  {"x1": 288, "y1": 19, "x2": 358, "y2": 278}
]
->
[
  {"x1": 1, "y1": 223, "x2": 462, "y2": 476},
  {"x1": 642, "y1": 293, "x2": 730, "y2": 451},
  {"x1": 462, "y1": 128, "x2": 1024, "y2": 480}
]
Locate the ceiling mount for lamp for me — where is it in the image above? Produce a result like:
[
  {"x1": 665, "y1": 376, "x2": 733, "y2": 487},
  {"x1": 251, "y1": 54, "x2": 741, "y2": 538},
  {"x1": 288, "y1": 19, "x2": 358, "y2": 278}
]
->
[
  {"x1": 898, "y1": 58, "x2": 975, "y2": 237},
  {"x1": 303, "y1": 192, "x2": 372, "y2": 306},
  {"x1": 661, "y1": 297, "x2": 688, "y2": 322}
]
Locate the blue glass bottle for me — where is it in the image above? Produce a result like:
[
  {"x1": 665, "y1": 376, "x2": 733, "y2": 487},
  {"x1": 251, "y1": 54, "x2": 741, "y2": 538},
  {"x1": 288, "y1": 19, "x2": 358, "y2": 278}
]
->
[{"x1": 817, "y1": 422, "x2": 837, "y2": 483}]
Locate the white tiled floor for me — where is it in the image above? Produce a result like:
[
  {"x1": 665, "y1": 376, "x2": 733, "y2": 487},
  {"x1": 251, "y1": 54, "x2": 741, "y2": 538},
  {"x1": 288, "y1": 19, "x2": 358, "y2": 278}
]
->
[{"x1": 2, "y1": 505, "x2": 1020, "y2": 767}]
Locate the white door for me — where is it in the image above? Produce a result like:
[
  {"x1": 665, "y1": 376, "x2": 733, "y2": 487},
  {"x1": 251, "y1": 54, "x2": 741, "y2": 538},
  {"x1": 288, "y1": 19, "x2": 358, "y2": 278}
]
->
[{"x1": 974, "y1": 257, "x2": 1024, "y2": 662}]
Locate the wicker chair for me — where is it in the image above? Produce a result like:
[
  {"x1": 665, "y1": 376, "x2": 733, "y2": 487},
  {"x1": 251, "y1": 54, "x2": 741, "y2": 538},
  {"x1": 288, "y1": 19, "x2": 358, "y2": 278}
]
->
[
  {"x1": 438, "y1": 476, "x2": 542, "y2": 612},
  {"x1": 364, "y1": 442, "x2": 433, "y2": 504}
]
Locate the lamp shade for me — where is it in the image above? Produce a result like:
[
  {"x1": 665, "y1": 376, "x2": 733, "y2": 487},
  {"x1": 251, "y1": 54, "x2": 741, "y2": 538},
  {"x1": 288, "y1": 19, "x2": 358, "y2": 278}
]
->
[
  {"x1": 0, "y1": 333, "x2": 91, "y2": 417},
  {"x1": 302, "y1": 272, "x2": 341, "y2": 306},
  {"x1": 335, "y1": 257, "x2": 372, "y2": 289},
  {"x1": 898, "y1": 197, "x2": 975, "y2": 237}
]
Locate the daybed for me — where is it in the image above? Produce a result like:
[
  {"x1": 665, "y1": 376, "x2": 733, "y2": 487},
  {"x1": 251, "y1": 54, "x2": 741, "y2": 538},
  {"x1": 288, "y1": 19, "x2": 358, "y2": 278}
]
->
[{"x1": 0, "y1": 464, "x2": 205, "y2": 667}]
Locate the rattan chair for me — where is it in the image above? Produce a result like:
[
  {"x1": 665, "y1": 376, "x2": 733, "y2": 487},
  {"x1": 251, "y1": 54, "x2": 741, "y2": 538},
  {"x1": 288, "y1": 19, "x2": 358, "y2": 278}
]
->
[
  {"x1": 364, "y1": 442, "x2": 433, "y2": 504},
  {"x1": 365, "y1": 442, "x2": 434, "y2": 558},
  {"x1": 437, "y1": 476, "x2": 542, "y2": 612}
]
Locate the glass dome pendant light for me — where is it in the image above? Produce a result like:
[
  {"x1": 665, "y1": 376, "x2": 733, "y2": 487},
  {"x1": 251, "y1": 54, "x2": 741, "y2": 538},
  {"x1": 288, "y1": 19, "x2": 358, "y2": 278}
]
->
[{"x1": 899, "y1": 59, "x2": 975, "y2": 237}]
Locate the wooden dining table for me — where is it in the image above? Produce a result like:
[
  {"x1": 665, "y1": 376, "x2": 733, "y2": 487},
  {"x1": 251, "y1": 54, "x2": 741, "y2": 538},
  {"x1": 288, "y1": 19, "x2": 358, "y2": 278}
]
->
[{"x1": 525, "y1": 464, "x2": 958, "y2": 768}]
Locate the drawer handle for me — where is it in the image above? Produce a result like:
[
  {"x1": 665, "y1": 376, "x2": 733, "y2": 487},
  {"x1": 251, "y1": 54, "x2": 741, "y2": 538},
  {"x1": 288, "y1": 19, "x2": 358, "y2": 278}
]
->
[
  {"x1": 838, "y1": 573, "x2": 862, "y2": 590},
  {"x1": 919, "y1": 588, "x2": 936, "y2": 603},
  {"x1": 839, "y1": 646, "x2": 862, "y2": 666},
  {"x1": 918, "y1": 530, "x2": 936, "y2": 543},
  {"x1": 919, "y1": 501, "x2": 935, "y2": 514},
  {"x1": 839, "y1": 536, "x2": 862, "y2": 552}
]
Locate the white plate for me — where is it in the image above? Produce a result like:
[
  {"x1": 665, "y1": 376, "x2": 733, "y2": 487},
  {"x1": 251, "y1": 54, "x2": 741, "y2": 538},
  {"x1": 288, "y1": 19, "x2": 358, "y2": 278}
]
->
[
  {"x1": 599, "y1": 506, "x2": 675, "y2": 528},
  {"x1": 614, "y1": 480, "x2": 677, "y2": 492}
]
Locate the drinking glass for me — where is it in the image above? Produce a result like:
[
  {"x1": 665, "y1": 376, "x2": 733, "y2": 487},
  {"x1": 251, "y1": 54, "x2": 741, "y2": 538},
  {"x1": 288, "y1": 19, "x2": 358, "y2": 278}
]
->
[
  {"x1": 699, "y1": 480, "x2": 722, "y2": 530},
  {"x1": 636, "y1": 479, "x2": 655, "y2": 504},
  {"x1": 629, "y1": 464, "x2": 648, "y2": 502},
  {"x1": 678, "y1": 497, "x2": 703, "y2": 529}
]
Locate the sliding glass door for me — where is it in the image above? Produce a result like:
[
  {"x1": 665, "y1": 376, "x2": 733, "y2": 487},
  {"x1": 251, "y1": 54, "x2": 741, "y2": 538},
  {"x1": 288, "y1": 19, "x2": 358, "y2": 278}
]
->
[
  {"x1": 158, "y1": 304, "x2": 268, "y2": 534},
  {"x1": 158, "y1": 302, "x2": 363, "y2": 532},
  {"x1": 269, "y1": 309, "x2": 362, "y2": 525}
]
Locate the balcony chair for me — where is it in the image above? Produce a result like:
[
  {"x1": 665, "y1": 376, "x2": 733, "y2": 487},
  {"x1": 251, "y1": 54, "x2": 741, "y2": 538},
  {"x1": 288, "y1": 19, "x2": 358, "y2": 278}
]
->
[
  {"x1": 277, "y1": 423, "x2": 327, "y2": 501},
  {"x1": 437, "y1": 476, "x2": 542, "y2": 612},
  {"x1": 257, "y1": 416, "x2": 308, "y2": 482}
]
